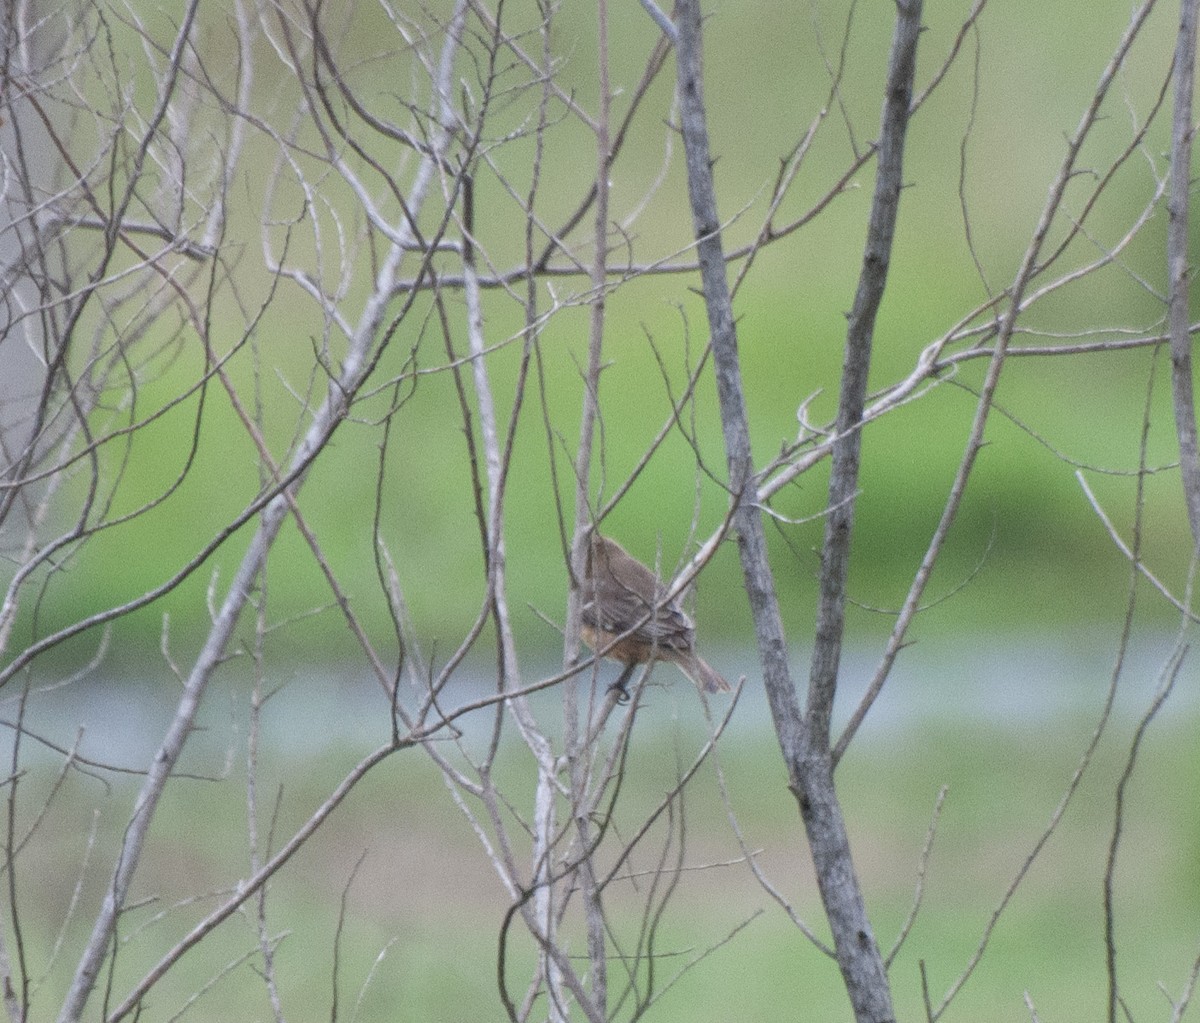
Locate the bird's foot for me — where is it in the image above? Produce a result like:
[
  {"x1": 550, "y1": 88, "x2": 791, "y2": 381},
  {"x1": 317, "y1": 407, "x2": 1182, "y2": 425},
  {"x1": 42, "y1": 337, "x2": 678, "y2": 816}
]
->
[
  {"x1": 607, "y1": 662, "x2": 637, "y2": 705},
  {"x1": 607, "y1": 680, "x2": 631, "y2": 705}
]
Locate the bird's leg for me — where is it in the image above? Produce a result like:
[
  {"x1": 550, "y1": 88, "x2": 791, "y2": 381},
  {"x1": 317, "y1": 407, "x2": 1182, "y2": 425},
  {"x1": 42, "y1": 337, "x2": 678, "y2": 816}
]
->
[{"x1": 607, "y1": 662, "x2": 638, "y2": 705}]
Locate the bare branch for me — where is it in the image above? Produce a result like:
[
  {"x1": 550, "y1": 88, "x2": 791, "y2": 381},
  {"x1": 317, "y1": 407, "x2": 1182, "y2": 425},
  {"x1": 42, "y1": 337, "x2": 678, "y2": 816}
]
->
[
  {"x1": 674, "y1": 0, "x2": 922, "y2": 1018},
  {"x1": 807, "y1": 0, "x2": 923, "y2": 749},
  {"x1": 1168, "y1": 0, "x2": 1200, "y2": 544}
]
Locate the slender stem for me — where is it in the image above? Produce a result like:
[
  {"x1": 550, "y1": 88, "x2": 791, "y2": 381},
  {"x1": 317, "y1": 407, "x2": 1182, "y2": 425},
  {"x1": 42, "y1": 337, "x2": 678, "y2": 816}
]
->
[
  {"x1": 1168, "y1": 0, "x2": 1200, "y2": 545},
  {"x1": 575, "y1": 1, "x2": 612, "y2": 1013}
]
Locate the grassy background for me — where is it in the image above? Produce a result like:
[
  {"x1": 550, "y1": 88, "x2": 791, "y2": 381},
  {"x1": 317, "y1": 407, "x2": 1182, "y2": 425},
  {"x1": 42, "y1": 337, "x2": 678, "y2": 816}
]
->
[{"x1": 18, "y1": 684, "x2": 1199, "y2": 1022}]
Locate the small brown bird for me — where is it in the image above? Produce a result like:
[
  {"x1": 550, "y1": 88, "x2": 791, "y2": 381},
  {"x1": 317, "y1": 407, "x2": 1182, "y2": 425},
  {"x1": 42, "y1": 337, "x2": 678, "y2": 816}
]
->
[{"x1": 580, "y1": 533, "x2": 731, "y2": 695}]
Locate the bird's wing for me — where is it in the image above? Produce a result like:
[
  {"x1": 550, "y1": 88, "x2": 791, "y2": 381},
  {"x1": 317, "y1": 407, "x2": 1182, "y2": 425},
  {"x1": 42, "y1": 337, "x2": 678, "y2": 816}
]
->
[
  {"x1": 640, "y1": 600, "x2": 695, "y2": 653},
  {"x1": 581, "y1": 584, "x2": 695, "y2": 653}
]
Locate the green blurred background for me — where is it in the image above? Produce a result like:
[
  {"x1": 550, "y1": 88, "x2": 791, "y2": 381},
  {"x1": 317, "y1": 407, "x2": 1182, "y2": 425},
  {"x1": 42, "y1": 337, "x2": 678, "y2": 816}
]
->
[
  {"x1": 36, "y1": 0, "x2": 1193, "y2": 666},
  {"x1": 10, "y1": 0, "x2": 1200, "y2": 1020}
]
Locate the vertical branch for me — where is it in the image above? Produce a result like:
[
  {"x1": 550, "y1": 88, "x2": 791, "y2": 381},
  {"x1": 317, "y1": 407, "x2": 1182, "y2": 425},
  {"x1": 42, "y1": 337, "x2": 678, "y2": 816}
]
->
[
  {"x1": 560, "y1": 0, "x2": 613, "y2": 1019},
  {"x1": 674, "y1": 3, "x2": 801, "y2": 767},
  {"x1": 3, "y1": 688, "x2": 28, "y2": 1022},
  {"x1": 565, "y1": 0, "x2": 613, "y2": 618},
  {"x1": 807, "y1": 0, "x2": 923, "y2": 747},
  {"x1": 509, "y1": 9, "x2": 576, "y2": 1013},
  {"x1": 672, "y1": 3, "x2": 911, "y2": 1020},
  {"x1": 247, "y1": 585, "x2": 286, "y2": 1023},
  {"x1": 1169, "y1": 0, "x2": 1200, "y2": 545}
]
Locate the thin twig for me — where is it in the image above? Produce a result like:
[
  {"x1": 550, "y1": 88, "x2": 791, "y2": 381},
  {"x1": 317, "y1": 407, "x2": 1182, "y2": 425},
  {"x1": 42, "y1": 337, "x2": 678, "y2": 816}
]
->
[
  {"x1": 1104, "y1": 641, "x2": 1189, "y2": 1022},
  {"x1": 887, "y1": 785, "x2": 948, "y2": 968}
]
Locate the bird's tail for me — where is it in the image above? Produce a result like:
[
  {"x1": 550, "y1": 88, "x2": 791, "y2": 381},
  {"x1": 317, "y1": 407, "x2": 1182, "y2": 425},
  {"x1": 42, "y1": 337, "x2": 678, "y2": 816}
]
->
[{"x1": 674, "y1": 652, "x2": 732, "y2": 694}]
